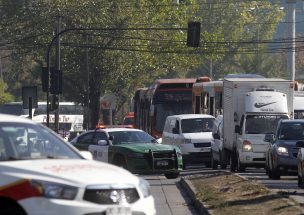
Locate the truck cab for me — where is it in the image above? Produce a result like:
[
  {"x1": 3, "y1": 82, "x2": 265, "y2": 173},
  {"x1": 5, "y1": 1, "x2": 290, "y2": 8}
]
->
[{"x1": 234, "y1": 90, "x2": 290, "y2": 171}]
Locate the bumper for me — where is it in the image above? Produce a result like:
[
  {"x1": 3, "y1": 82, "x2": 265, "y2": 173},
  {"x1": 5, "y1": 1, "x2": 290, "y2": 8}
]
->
[
  {"x1": 126, "y1": 157, "x2": 183, "y2": 174},
  {"x1": 274, "y1": 154, "x2": 298, "y2": 170},
  {"x1": 181, "y1": 144, "x2": 211, "y2": 164},
  {"x1": 183, "y1": 152, "x2": 211, "y2": 164},
  {"x1": 238, "y1": 151, "x2": 266, "y2": 166},
  {"x1": 20, "y1": 195, "x2": 156, "y2": 215}
]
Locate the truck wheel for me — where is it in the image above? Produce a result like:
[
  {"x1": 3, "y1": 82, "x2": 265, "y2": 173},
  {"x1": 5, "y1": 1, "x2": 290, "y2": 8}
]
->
[
  {"x1": 219, "y1": 151, "x2": 227, "y2": 169},
  {"x1": 237, "y1": 153, "x2": 246, "y2": 172},
  {"x1": 164, "y1": 172, "x2": 180, "y2": 179},
  {"x1": 211, "y1": 153, "x2": 218, "y2": 170},
  {"x1": 230, "y1": 151, "x2": 237, "y2": 172},
  {"x1": 298, "y1": 175, "x2": 304, "y2": 188}
]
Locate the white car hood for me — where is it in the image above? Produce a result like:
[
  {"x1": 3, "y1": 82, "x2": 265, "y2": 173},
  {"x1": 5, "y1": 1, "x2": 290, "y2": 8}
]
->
[
  {"x1": 182, "y1": 132, "x2": 213, "y2": 142},
  {"x1": 0, "y1": 159, "x2": 139, "y2": 188}
]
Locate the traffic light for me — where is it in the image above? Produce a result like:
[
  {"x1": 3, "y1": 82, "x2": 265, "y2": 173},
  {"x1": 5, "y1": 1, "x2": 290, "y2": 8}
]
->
[
  {"x1": 41, "y1": 67, "x2": 48, "y2": 92},
  {"x1": 50, "y1": 68, "x2": 62, "y2": 94},
  {"x1": 187, "y1": 21, "x2": 201, "y2": 47}
]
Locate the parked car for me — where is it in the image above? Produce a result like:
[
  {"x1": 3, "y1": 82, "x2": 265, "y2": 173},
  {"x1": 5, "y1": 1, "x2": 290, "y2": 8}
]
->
[
  {"x1": 296, "y1": 141, "x2": 304, "y2": 188},
  {"x1": 162, "y1": 114, "x2": 215, "y2": 168},
  {"x1": 0, "y1": 114, "x2": 156, "y2": 215},
  {"x1": 70, "y1": 127, "x2": 183, "y2": 179},
  {"x1": 264, "y1": 119, "x2": 304, "y2": 179},
  {"x1": 211, "y1": 115, "x2": 227, "y2": 169}
]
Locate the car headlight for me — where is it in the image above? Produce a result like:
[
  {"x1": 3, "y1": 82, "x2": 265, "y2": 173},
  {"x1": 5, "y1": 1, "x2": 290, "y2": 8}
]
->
[
  {"x1": 138, "y1": 178, "x2": 151, "y2": 198},
  {"x1": 31, "y1": 180, "x2": 78, "y2": 200},
  {"x1": 277, "y1": 146, "x2": 289, "y2": 156},
  {"x1": 183, "y1": 139, "x2": 192, "y2": 144},
  {"x1": 242, "y1": 140, "x2": 252, "y2": 152}
]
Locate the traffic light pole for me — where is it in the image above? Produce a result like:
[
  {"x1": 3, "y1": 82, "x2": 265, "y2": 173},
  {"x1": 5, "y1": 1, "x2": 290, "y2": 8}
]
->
[{"x1": 54, "y1": 15, "x2": 62, "y2": 132}]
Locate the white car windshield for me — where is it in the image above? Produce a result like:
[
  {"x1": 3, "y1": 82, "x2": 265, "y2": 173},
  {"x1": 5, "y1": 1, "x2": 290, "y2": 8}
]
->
[
  {"x1": 108, "y1": 131, "x2": 157, "y2": 145},
  {"x1": 181, "y1": 118, "x2": 215, "y2": 133},
  {"x1": 0, "y1": 122, "x2": 81, "y2": 161}
]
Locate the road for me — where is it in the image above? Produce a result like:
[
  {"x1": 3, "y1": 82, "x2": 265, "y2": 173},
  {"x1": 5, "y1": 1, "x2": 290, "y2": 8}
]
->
[
  {"x1": 237, "y1": 168, "x2": 304, "y2": 204},
  {"x1": 142, "y1": 166, "x2": 304, "y2": 215},
  {"x1": 142, "y1": 174, "x2": 199, "y2": 215}
]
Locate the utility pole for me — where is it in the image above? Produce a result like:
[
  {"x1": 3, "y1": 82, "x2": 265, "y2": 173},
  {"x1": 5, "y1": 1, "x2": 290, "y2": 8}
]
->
[
  {"x1": 286, "y1": 0, "x2": 296, "y2": 82},
  {"x1": 54, "y1": 15, "x2": 62, "y2": 132},
  {"x1": 86, "y1": 34, "x2": 91, "y2": 129}
]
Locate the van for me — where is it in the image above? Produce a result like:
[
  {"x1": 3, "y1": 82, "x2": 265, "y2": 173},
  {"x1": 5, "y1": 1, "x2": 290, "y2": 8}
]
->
[
  {"x1": 211, "y1": 115, "x2": 226, "y2": 169},
  {"x1": 162, "y1": 114, "x2": 215, "y2": 168}
]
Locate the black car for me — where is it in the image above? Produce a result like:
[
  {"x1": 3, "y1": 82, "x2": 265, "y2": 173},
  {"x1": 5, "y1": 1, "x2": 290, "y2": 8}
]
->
[{"x1": 265, "y1": 119, "x2": 304, "y2": 179}]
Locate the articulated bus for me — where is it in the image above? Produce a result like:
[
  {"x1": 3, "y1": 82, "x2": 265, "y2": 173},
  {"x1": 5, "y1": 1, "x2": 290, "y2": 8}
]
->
[
  {"x1": 192, "y1": 80, "x2": 223, "y2": 117},
  {"x1": 134, "y1": 77, "x2": 211, "y2": 138},
  {"x1": 191, "y1": 74, "x2": 267, "y2": 118}
]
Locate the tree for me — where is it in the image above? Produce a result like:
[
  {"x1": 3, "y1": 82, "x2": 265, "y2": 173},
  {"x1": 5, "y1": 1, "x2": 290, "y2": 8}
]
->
[
  {"x1": 0, "y1": 0, "x2": 285, "y2": 127},
  {"x1": 0, "y1": 80, "x2": 14, "y2": 104}
]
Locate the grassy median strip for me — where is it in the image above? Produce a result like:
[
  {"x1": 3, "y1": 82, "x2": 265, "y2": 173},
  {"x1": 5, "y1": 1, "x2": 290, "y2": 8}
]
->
[{"x1": 188, "y1": 172, "x2": 303, "y2": 215}]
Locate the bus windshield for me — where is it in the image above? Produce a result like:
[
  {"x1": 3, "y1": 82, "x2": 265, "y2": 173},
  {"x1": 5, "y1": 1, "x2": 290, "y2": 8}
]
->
[
  {"x1": 245, "y1": 115, "x2": 289, "y2": 134},
  {"x1": 155, "y1": 102, "x2": 192, "y2": 133}
]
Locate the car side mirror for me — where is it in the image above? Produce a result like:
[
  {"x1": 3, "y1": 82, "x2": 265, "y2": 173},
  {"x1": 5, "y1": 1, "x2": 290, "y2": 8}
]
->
[
  {"x1": 172, "y1": 127, "x2": 179, "y2": 134},
  {"x1": 212, "y1": 132, "x2": 220, "y2": 139},
  {"x1": 235, "y1": 125, "x2": 240, "y2": 134},
  {"x1": 264, "y1": 133, "x2": 274, "y2": 143},
  {"x1": 296, "y1": 141, "x2": 304, "y2": 148},
  {"x1": 97, "y1": 140, "x2": 108, "y2": 146}
]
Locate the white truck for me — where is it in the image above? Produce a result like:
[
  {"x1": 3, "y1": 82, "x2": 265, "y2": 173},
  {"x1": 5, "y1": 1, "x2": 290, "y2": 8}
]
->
[
  {"x1": 294, "y1": 91, "x2": 304, "y2": 119},
  {"x1": 222, "y1": 78, "x2": 294, "y2": 172}
]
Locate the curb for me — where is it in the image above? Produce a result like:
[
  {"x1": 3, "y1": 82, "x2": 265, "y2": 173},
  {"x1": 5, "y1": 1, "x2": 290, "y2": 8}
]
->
[
  {"x1": 181, "y1": 171, "x2": 304, "y2": 215},
  {"x1": 179, "y1": 177, "x2": 211, "y2": 215}
]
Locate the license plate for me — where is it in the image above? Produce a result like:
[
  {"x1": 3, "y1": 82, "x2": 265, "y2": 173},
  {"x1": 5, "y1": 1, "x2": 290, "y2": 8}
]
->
[
  {"x1": 200, "y1": 147, "x2": 211, "y2": 152},
  {"x1": 106, "y1": 207, "x2": 131, "y2": 215},
  {"x1": 156, "y1": 160, "x2": 169, "y2": 166}
]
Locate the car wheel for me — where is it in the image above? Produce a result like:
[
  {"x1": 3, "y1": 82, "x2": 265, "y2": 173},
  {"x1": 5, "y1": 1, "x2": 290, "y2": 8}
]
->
[
  {"x1": 211, "y1": 153, "x2": 218, "y2": 170},
  {"x1": 205, "y1": 162, "x2": 211, "y2": 168},
  {"x1": 0, "y1": 207, "x2": 26, "y2": 215},
  {"x1": 269, "y1": 160, "x2": 280, "y2": 180},
  {"x1": 182, "y1": 161, "x2": 187, "y2": 170},
  {"x1": 113, "y1": 155, "x2": 127, "y2": 169},
  {"x1": 265, "y1": 156, "x2": 270, "y2": 175},
  {"x1": 237, "y1": 153, "x2": 246, "y2": 172},
  {"x1": 230, "y1": 151, "x2": 237, "y2": 172},
  {"x1": 164, "y1": 172, "x2": 180, "y2": 179}
]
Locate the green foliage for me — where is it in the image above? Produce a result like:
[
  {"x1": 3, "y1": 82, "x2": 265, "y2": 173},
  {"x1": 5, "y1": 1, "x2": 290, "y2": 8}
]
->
[
  {"x1": 0, "y1": 0, "x2": 285, "y2": 126},
  {"x1": 0, "y1": 80, "x2": 14, "y2": 104}
]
